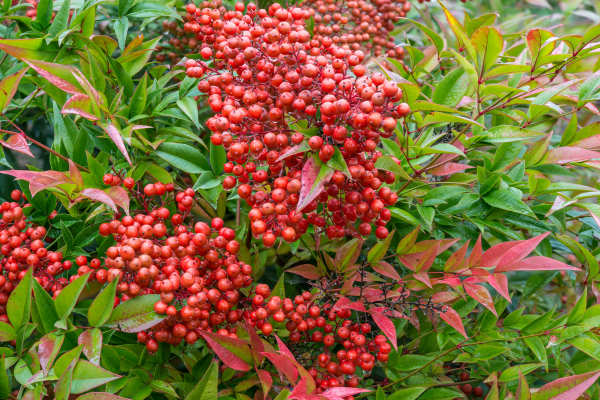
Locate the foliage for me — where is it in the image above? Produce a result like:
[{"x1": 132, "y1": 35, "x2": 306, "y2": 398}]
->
[{"x1": 0, "y1": 0, "x2": 600, "y2": 400}]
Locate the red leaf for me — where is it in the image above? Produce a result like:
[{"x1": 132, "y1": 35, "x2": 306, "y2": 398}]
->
[
  {"x1": 244, "y1": 318, "x2": 264, "y2": 365},
  {"x1": 469, "y1": 235, "x2": 483, "y2": 268},
  {"x1": 286, "y1": 264, "x2": 320, "y2": 280},
  {"x1": 261, "y1": 352, "x2": 298, "y2": 384},
  {"x1": 438, "y1": 277, "x2": 462, "y2": 286},
  {"x1": 495, "y1": 256, "x2": 581, "y2": 273},
  {"x1": 288, "y1": 377, "x2": 321, "y2": 400},
  {"x1": 464, "y1": 283, "x2": 497, "y2": 316},
  {"x1": 257, "y1": 370, "x2": 272, "y2": 400},
  {"x1": 431, "y1": 291, "x2": 460, "y2": 303},
  {"x1": 296, "y1": 155, "x2": 334, "y2": 212},
  {"x1": 533, "y1": 370, "x2": 600, "y2": 399},
  {"x1": 413, "y1": 270, "x2": 432, "y2": 288},
  {"x1": 445, "y1": 240, "x2": 469, "y2": 272},
  {"x1": 487, "y1": 273, "x2": 511, "y2": 302},
  {"x1": 479, "y1": 241, "x2": 521, "y2": 269},
  {"x1": 23, "y1": 59, "x2": 83, "y2": 95},
  {"x1": 417, "y1": 243, "x2": 439, "y2": 273},
  {"x1": 371, "y1": 261, "x2": 401, "y2": 281},
  {"x1": 275, "y1": 334, "x2": 295, "y2": 360},
  {"x1": 0, "y1": 68, "x2": 28, "y2": 112},
  {"x1": 79, "y1": 189, "x2": 118, "y2": 213},
  {"x1": 335, "y1": 238, "x2": 363, "y2": 269},
  {"x1": 62, "y1": 93, "x2": 99, "y2": 121},
  {"x1": 100, "y1": 123, "x2": 132, "y2": 166},
  {"x1": 407, "y1": 239, "x2": 459, "y2": 258},
  {"x1": 429, "y1": 163, "x2": 474, "y2": 176},
  {"x1": 199, "y1": 331, "x2": 253, "y2": 371},
  {"x1": 463, "y1": 276, "x2": 487, "y2": 284},
  {"x1": 497, "y1": 232, "x2": 550, "y2": 269},
  {"x1": 569, "y1": 133, "x2": 600, "y2": 149},
  {"x1": 540, "y1": 147, "x2": 600, "y2": 165},
  {"x1": 0, "y1": 134, "x2": 33, "y2": 157},
  {"x1": 439, "y1": 306, "x2": 467, "y2": 338},
  {"x1": 105, "y1": 186, "x2": 130, "y2": 216},
  {"x1": 370, "y1": 311, "x2": 397, "y2": 350}
]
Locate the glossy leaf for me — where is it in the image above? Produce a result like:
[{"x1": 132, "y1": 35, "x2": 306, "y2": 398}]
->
[
  {"x1": 105, "y1": 294, "x2": 166, "y2": 332},
  {"x1": 297, "y1": 154, "x2": 334, "y2": 212}
]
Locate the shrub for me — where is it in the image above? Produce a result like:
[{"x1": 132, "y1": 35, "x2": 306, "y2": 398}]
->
[{"x1": 0, "y1": 0, "x2": 599, "y2": 400}]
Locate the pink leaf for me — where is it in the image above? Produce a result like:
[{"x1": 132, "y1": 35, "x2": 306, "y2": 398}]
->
[
  {"x1": 439, "y1": 306, "x2": 467, "y2": 338},
  {"x1": 79, "y1": 189, "x2": 118, "y2": 213},
  {"x1": 199, "y1": 331, "x2": 253, "y2": 371},
  {"x1": 497, "y1": 232, "x2": 550, "y2": 269},
  {"x1": 487, "y1": 273, "x2": 511, "y2": 302},
  {"x1": 62, "y1": 93, "x2": 99, "y2": 121},
  {"x1": 338, "y1": 301, "x2": 367, "y2": 312},
  {"x1": 539, "y1": 147, "x2": 600, "y2": 165},
  {"x1": 0, "y1": 134, "x2": 33, "y2": 157},
  {"x1": 23, "y1": 59, "x2": 83, "y2": 95},
  {"x1": 321, "y1": 387, "x2": 371, "y2": 400},
  {"x1": 370, "y1": 311, "x2": 397, "y2": 350},
  {"x1": 244, "y1": 318, "x2": 265, "y2": 365},
  {"x1": 495, "y1": 256, "x2": 581, "y2": 273},
  {"x1": 0, "y1": 169, "x2": 70, "y2": 196},
  {"x1": 438, "y1": 277, "x2": 462, "y2": 286},
  {"x1": 431, "y1": 291, "x2": 460, "y2": 303},
  {"x1": 464, "y1": 283, "x2": 497, "y2": 316},
  {"x1": 417, "y1": 243, "x2": 440, "y2": 273},
  {"x1": 0, "y1": 68, "x2": 28, "y2": 112},
  {"x1": 100, "y1": 123, "x2": 132, "y2": 166},
  {"x1": 257, "y1": 370, "x2": 272, "y2": 400},
  {"x1": 262, "y1": 353, "x2": 298, "y2": 384},
  {"x1": 68, "y1": 159, "x2": 83, "y2": 190},
  {"x1": 296, "y1": 155, "x2": 334, "y2": 212},
  {"x1": 105, "y1": 186, "x2": 130, "y2": 216},
  {"x1": 569, "y1": 133, "x2": 600, "y2": 149},
  {"x1": 288, "y1": 377, "x2": 321, "y2": 400},
  {"x1": 533, "y1": 370, "x2": 600, "y2": 400},
  {"x1": 429, "y1": 163, "x2": 474, "y2": 176},
  {"x1": 371, "y1": 261, "x2": 401, "y2": 281},
  {"x1": 413, "y1": 270, "x2": 432, "y2": 288},
  {"x1": 286, "y1": 264, "x2": 321, "y2": 280}
]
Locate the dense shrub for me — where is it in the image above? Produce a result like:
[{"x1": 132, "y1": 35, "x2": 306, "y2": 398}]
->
[{"x1": 0, "y1": 0, "x2": 600, "y2": 399}]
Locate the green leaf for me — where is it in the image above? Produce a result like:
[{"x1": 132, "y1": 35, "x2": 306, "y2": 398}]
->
[
  {"x1": 401, "y1": 18, "x2": 444, "y2": 54},
  {"x1": 71, "y1": 360, "x2": 120, "y2": 393},
  {"x1": 326, "y1": 147, "x2": 351, "y2": 178},
  {"x1": 485, "y1": 126, "x2": 546, "y2": 143},
  {"x1": 114, "y1": 17, "x2": 129, "y2": 53},
  {"x1": 209, "y1": 142, "x2": 226, "y2": 175},
  {"x1": 524, "y1": 336, "x2": 547, "y2": 369},
  {"x1": 176, "y1": 97, "x2": 200, "y2": 129},
  {"x1": 395, "y1": 355, "x2": 434, "y2": 371},
  {"x1": 36, "y1": 0, "x2": 53, "y2": 29},
  {"x1": 521, "y1": 306, "x2": 556, "y2": 334},
  {"x1": 0, "y1": 38, "x2": 60, "y2": 62},
  {"x1": 566, "y1": 336, "x2": 600, "y2": 361},
  {"x1": 126, "y1": 1, "x2": 181, "y2": 20},
  {"x1": 7, "y1": 267, "x2": 33, "y2": 328},
  {"x1": 376, "y1": 386, "x2": 387, "y2": 400},
  {"x1": 388, "y1": 387, "x2": 426, "y2": 400},
  {"x1": 55, "y1": 272, "x2": 91, "y2": 319},
  {"x1": 32, "y1": 278, "x2": 59, "y2": 333},
  {"x1": 432, "y1": 66, "x2": 472, "y2": 108},
  {"x1": 186, "y1": 360, "x2": 218, "y2": 400},
  {"x1": 422, "y1": 112, "x2": 485, "y2": 129},
  {"x1": 130, "y1": 73, "x2": 148, "y2": 117},
  {"x1": 483, "y1": 190, "x2": 535, "y2": 217},
  {"x1": 367, "y1": 230, "x2": 394, "y2": 263},
  {"x1": 579, "y1": 70, "x2": 600, "y2": 102},
  {"x1": 60, "y1": 221, "x2": 74, "y2": 250},
  {"x1": 47, "y1": 0, "x2": 71, "y2": 39},
  {"x1": 0, "y1": 356, "x2": 10, "y2": 399},
  {"x1": 88, "y1": 278, "x2": 118, "y2": 328},
  {"x1": 499, "y1": 364, "x2": 543, "y2": 382},
  {"x1": 0, "y1": 68, "x2": 28, "y2": 112},
  {"x1": 86, "y1": 151, "x2": 105, "y2": 186},
  {"x1": 471, "y1": 26, "x2": 503, "y2": 77},
  {"x1": 389, "y1": 207, "x2": 420, "y2": 225},
  {"x1": 568, "y1": 287, "x2": 588, "y2": 325},
  {"x1": 0, "y1": 322, "x2": 16, "y2": 342},
  {"x1": 105, "y1": 294, "x2": 166, "y2": 332},
  {"x1": 521, "y1": 272, "x2": 558, "y2": 303},
  {"x1": 374, "y1": 155, "x2": 410, "y2": 180},
  {"x1": 155, "y1": 143, "x2": 209, "y2": 174}
]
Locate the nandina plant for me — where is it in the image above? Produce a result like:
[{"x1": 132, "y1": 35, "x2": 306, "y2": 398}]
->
[{"x1": 0, "y1": 0, "x2": 599, "y2": 399}]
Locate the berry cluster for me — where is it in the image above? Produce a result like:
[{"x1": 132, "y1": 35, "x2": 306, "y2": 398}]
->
[
  {"x1": 184, "y1": 2, "x2": 409, "y2": 244},
  {"x1": 0, "y1": 190, "x2": 69, "y2": 331},
  {"x1": 97, "y1": 187, "x2": 255, "y2": 352},
  {"x1": 299, "y1": 0, "x2": 410, "y2": 60},
  {"x1": 244, "y1": 286, "x2": 391, "y2": 392}
]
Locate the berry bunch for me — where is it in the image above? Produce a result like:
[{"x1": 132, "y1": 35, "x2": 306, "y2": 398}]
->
[
  {"x1": 0, "y1": 190, "x2": 69, "y2": 327},
  {"x1": 299, "y1": 0, "x2": 410, "y2": 60},
  {"x1": 184, "y1": 2, "x2": 409, "y2": 244},
  {"x1": 244, "y1": 286, "x2": 392, "y2": 393},
  {"x1": 97, "y1": 186, "x2": 255, "y2": 353}
]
